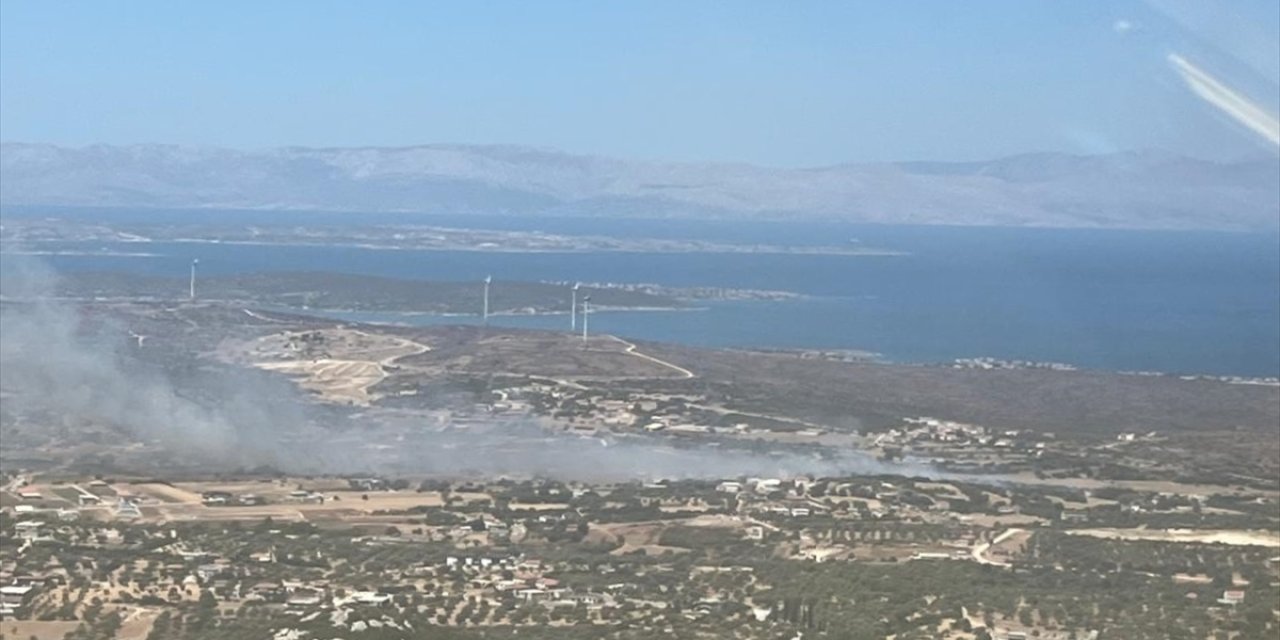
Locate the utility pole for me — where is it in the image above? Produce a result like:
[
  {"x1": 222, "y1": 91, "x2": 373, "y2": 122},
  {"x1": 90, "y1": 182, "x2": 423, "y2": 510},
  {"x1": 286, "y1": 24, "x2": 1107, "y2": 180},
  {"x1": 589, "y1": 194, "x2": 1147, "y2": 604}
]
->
[{"x1": 482, "y1": 275, "x2": 491, "y2": 325}]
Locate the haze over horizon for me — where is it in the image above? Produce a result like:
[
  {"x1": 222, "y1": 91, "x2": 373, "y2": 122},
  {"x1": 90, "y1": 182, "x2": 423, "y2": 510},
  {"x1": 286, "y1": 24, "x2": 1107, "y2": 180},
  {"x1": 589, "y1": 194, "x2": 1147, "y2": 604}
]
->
[
  {"x1": 2, "y1": 141, "x2": 1275, "y2": 230},
  {"x1": 2, "y1": 1, "x2": 1278, "y2": 167},
  {"x1": 1, "y1": 139, "x2": 1276, "y2": 170}
]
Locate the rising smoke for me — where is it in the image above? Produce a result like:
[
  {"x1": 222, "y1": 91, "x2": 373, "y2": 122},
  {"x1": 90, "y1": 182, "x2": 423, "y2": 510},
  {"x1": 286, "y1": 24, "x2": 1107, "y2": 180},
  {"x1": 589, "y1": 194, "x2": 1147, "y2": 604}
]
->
[
  {"x1": 0, "y1": 253, "x2": 938, "y2": 481},
  {"x1": 0, "y1": 254, "x2": 314, "y2": 469}
]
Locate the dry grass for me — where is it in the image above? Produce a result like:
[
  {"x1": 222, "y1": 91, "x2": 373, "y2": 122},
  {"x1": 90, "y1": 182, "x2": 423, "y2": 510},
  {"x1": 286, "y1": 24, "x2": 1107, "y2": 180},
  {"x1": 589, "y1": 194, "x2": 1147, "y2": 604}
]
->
[
  {"x1": 257, "y1": 358, "x2": 385, "y2": 404},
  {"x1": 117, "y1": 480, "x2": 448, "y2": 523},
  {"x1": 0, "y1": 620, "x2": 80, "y2": 640},
  {"x1": 1062, "y1": 528, "x2": 1280, "y2": 547},
  {"x1": 131, "y1": 482, "x2": 202, "y2": 504},
  {"x1": 999, "y1": 473, "x2": 1280, "y2": 499},
  {"x1": 642, "y1": 341, "x2": 1280, "y2": 436},
  {"x1": 116, "y1": 607, "x2": 161, "y2": 640},
  {"x1": 393, "y1": 327, "x2": 683, "y2": 380}
]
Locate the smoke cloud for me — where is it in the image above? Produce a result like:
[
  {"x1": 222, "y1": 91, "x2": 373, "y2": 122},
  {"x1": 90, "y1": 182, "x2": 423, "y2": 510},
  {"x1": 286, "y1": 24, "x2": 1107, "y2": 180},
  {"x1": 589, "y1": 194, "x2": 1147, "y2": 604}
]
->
[
  {"x1": 0, "y1": 254, "x2": 315, "y2": 469},
  {"x1": 305, "y1": 417, "x2": 935, "y2": 482},
  {"x1": 0, "y1": 253, "x2": 940, "y2": 481}
]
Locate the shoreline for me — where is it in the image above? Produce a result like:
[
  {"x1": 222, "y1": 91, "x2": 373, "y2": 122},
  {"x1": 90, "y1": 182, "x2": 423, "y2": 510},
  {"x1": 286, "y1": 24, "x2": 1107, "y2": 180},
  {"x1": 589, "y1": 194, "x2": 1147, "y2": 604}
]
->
[
  {"x1": 4, "y1": 292, "x2": 1275, "y2": 381},
  {"x1": 0, "y1": 249, "x2": 163, "y2": 258},
  {"x1": 289, "y1": 306, "x2": 1280, "y2": 382},
  {"x1": 2, "y1": 237, "x2": 908, "y2": 257},
  {"x1": 288, "y1": 304, "x2": 704, "y2": 318}
]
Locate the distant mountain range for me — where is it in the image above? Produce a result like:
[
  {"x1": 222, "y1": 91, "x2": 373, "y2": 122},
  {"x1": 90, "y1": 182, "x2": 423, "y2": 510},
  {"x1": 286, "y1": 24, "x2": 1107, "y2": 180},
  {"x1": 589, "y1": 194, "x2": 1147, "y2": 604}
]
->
[{"x1": 2, "y1": 142, "x2": 1277, "y2": 230}]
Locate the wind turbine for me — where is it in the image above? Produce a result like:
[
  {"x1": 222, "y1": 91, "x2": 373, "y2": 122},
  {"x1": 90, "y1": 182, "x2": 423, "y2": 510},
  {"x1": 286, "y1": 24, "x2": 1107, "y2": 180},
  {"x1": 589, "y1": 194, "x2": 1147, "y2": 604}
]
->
[
  {"x1": 571, "y1": 282, "x2": 581, "y2": 331},
  {"x1": 482, "y1": 275, "x2": 492, "y2": 325},
  {"x1": 189, "y1": 258, "x2": 199, "y2": 300},
  {"x1": 581, "y1": 295, "x2": 591, "y2": 342}
]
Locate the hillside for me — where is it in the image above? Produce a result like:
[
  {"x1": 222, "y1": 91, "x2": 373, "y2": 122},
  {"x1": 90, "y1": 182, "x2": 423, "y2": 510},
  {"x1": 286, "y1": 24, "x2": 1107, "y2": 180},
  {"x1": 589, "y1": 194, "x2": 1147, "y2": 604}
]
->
[{"x1": 2, "y1": 143, "x2": 1276, "y2": 230}]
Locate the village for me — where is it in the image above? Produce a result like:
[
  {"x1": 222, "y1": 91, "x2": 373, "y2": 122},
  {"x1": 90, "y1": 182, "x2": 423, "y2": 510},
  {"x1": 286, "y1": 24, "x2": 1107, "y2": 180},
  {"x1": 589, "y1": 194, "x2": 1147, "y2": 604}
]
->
[
  {"x1": 0, "y1": 302, "x2": 1276, "y2": 639},
  {"x1": 1, "y1": 464, "x2": 1277, "y2": 640}
]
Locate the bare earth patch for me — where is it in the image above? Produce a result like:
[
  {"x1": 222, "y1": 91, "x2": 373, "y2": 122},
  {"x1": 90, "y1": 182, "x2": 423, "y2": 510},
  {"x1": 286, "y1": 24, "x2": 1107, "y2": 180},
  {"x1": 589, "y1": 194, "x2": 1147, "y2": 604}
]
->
[
  {"x1": 220, "y1": 327, "x2": 429, "y2": 406},
  {"x1": 0, "y1": 620, "x2": 81, "y2": 640},
  {"x1": 1063, "y1": 528, "x2": 1280, "y2": 547}
]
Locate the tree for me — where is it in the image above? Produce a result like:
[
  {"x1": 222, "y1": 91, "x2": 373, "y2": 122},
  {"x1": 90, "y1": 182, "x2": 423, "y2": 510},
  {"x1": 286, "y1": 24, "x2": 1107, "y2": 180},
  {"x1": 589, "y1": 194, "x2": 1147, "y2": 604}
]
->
[
  {"x1": 98, "y1": 611, "x2": 123, "y2": 638},
  {"x1": 198, "y1": 589, "x2": 217, "y2": 610}
]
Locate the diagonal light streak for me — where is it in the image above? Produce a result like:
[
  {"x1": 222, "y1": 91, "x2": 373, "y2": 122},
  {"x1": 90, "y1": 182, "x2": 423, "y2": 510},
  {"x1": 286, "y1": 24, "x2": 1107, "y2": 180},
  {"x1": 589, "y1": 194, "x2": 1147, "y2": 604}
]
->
[{"x1": 1168, "y1": 53, "x2": 1280, "y2": 148}]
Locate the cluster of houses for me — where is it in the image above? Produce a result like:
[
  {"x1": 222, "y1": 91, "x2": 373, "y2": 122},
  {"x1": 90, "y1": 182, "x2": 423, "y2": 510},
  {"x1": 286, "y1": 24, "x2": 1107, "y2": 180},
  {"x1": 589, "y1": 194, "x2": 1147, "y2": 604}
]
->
[
  {"x1": 491, "y1": 384, "x2": 761, "y2": 438},
  {"x1": 464, "y1": 381, "x2": 856, "y2": 448},
  {"x1": 200, "y1": 490, "x2": 267, "y2": 507},
  {"x1": 950, "y1": 357, "x2": 1077, "y2": 371},
  {"x1": 10, "y1": 479, "x2": 154, "y2": 523},
  {"x1": 874, "y1": 417, "x2": 1050, "y2": 456},
  {"x1": 0, "y1": 580, "x2": 39, "y2": 618},
  {"x1": 437, "y1": 554, "x2": 628, "y2": 610},
  {"x1": 0, "y1": 553, "x2": 75, "y2": 619}
]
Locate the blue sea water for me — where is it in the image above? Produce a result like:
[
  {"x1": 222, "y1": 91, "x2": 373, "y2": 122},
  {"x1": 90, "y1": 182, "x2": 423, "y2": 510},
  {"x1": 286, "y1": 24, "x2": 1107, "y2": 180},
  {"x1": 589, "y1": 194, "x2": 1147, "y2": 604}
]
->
[{"x1": 6, "y1": 208, "x2": 1279, "y2": 377}]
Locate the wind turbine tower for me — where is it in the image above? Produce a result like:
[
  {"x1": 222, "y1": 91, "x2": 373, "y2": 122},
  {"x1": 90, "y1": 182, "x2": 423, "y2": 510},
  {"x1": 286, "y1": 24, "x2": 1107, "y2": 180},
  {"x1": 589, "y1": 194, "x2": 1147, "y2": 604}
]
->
[
  {"x1": 189, "y1": 258, "x2": 199, "y2": 300},
  {"x1": 482, "y1": 275, "x2": 492, "y2": 325},
  {"x1": 581, "y1": 295, "x2": 591, "y2": 342},
  {"x1": 571, "y1": 282, "x2": 581, "y2": 331}
]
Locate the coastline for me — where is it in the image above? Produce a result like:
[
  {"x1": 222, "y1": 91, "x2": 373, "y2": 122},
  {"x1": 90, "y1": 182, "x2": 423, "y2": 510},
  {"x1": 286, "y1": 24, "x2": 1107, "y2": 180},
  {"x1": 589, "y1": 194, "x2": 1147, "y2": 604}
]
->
[
  {"x1": 2, "y1": 236, "x2": 908, "y2": 257},
  {"x1": 166, "y1": 238, "x2": 909, "y2": 257},
  {"x1": 274, "y1": 303, "x2": 706, "y2": 319},
  {"x1": 0, "y1": 248, "x2": 162, "y2": 258},
  {"x1": 8, "y1": 223, "x2": 1274, "y2": 380}
]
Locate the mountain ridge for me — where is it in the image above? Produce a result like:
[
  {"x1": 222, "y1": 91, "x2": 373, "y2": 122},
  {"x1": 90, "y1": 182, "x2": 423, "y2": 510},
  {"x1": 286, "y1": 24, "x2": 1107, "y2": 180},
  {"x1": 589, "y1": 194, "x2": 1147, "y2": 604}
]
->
[{"x1": 2, "y1": 142, "x2": 1276, "y2": 230}]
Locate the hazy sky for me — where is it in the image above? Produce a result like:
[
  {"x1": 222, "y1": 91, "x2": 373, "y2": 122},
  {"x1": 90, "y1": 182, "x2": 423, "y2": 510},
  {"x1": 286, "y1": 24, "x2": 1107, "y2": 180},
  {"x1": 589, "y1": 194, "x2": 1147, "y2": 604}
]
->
[{"x1": 1, "y1": 1, "x2": 1276, "y2": 166}]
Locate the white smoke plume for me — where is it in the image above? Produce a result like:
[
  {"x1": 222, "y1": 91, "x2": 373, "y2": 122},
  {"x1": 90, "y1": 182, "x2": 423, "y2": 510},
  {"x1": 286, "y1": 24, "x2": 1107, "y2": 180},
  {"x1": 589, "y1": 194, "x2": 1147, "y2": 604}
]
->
[
  {"x1": 0, "y1": 254, "x2": 942, "y2": 481},
  {"x1": 0, "y1": 254, "x2": 314, "y2": 469}
]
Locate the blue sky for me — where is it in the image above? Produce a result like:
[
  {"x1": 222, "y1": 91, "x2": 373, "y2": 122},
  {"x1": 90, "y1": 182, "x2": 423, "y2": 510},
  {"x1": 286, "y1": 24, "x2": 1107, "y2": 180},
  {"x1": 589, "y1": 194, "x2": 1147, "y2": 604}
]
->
[{"x1": 1, "y1": 1, "x2": 1276, "y2": 166}]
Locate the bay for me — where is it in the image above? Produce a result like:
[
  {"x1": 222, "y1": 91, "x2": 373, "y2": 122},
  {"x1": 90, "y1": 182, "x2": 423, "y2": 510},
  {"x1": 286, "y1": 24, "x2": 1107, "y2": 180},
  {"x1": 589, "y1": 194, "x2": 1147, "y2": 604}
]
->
[{"x1": 7, "y1": 210, "x2": 1278, "y2": 377}]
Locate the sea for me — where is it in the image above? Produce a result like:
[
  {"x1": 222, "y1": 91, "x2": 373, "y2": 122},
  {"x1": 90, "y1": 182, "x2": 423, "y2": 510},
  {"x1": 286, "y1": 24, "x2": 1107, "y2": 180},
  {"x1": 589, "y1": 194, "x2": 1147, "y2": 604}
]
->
[{"x1": 5, "y1": 208, "x2": 1279, "y2": 378}]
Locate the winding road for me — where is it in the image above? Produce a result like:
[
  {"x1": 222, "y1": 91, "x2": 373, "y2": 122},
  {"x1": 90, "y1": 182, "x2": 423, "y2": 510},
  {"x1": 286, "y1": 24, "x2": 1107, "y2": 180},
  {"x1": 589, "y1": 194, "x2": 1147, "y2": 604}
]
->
[
  {"x1": 607, "y1": 335, "x2": 696, "y2": 379},
  {"x1": 971, "y1": 527, "x2": 1023, "y2": 567}
]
